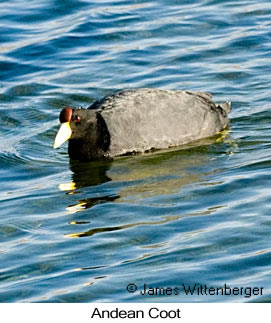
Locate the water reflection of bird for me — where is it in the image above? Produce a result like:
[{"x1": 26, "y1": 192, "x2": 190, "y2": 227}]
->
[
  {"x1": 69, "y1": 159, "x2": 112, "y2": 188},
  {"x1": 60, "y1": 139, "x2": 226, "y2": 215},
  {"x1": 61, "y1": 141, "x2": 229, "y2": 238},
  {"x1": 58, "y1": 160, "x2": 118, "y2": 213},
  {"x1": 54, "y1": 88, "x2": 231, "y2": 161}
]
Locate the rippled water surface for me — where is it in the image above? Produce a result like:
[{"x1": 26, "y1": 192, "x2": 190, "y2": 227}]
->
[{"x1": 1, "y1": 0, "x2": 271, "y2": 302}]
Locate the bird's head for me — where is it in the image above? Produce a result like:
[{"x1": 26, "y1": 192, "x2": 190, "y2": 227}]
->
[
  {"x1": 54, "y1": 107, "x2": 98, "y2": 149},
  {"x1": 54, "y1": 107, "x2": 110, "y2": 161}
]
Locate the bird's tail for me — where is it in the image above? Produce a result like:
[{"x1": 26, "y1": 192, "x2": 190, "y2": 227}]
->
[{"x1": 217, "y1": 101, "x2": 231, "y2": 115}]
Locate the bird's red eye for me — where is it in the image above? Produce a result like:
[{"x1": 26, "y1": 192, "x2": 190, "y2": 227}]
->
[{"x1": 74, "y1": 116, "x2": 81, "y2": 123}]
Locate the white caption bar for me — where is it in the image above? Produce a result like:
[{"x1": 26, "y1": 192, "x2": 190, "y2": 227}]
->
[{"x1": 0, "y1": 303, "x2": 268, "y2": 323}]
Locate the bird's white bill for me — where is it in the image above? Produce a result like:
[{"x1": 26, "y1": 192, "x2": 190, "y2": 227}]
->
[{"x1": 54, "y1": 122, "x2": 72, "y2": 149}]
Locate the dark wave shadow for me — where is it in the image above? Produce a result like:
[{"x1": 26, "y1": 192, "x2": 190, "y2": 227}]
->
[{"x1": 65, "y1": 214, "x2": 181, "y2": 238}]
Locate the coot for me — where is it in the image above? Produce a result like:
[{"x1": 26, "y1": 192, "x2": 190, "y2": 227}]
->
[{"x1": 54, "y1": 88, "x2": 231, "y2": 161}]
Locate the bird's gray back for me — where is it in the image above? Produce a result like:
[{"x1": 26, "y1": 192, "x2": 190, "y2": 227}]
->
[{"x1": 91, "y1": 89, "x2": 229, "y2": 156}]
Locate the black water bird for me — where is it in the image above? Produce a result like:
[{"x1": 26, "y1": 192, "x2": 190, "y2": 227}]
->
[{"x1": 54, "y1": 88, "x2": 231, "y2": 161}]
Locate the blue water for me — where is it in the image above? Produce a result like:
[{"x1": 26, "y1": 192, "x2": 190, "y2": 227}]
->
[{"x1": 1, "y1": 0, "x2": 271, "y2": 302}]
